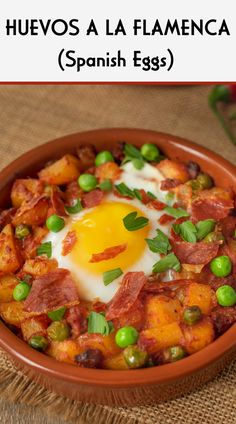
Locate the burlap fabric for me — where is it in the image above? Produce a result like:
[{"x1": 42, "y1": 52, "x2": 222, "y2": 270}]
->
[{"x1": 0, "y1": 84, "x2": 236, "y2": 424}]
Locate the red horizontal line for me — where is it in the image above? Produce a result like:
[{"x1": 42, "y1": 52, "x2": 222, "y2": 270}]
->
[{"x1": 0, "y1": 81, "x2": 235, "y2": 85}]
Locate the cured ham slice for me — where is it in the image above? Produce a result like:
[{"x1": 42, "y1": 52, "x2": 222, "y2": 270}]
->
[
  {"x1": 50, "y1": 188, "x2": 67, "y2": 217},
  {"x1": 24, "y1": 269, "x2": 79, "y2": 313},
  {"x1": 90, "y1": 244, "x2": 127, "y2": 263},
  {"x1": 172, "y1": 241, "x2": 219, "y2": 265},
  {"x1": 62, "y1": 231, "x2": 77, "y2": 256},
  {"x1": 191, "y1": 188, "x2": 234, "y2": 221},
  {"x1": 106, "y1": 272, "x2": 147, "y2": 320},
  {"x1": 82, "y1": 189, "x2": 104, "y2": 208}
]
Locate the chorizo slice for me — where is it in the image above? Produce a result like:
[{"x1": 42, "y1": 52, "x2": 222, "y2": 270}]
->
[
  {"x1": 24, "y1": 269, "x2": 79, "y2": 314},
  {"x1": 106, "y1": 272, "x2": 147, "y2": 320}
]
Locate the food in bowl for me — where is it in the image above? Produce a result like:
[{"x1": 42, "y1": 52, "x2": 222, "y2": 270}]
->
[{"x1": 0, "y1": 140, "x2": 235, "y2": 371}]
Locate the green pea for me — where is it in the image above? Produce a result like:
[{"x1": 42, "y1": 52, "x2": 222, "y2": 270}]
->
[
  {"x1": 115, "y1": 326, "x2": 138, "y2": 348},
  {"x1": 99, "y1": 179, "x2": 113, "y2": 192},
  {"x1": 196, "y1": 173, "x2": 213, "y2": 189},
  {"x1": 47, "y1": 321, "x2": 70, "y2": 341},
  {"x1": 216, "y1": 285, "x2": 236, "y2": 307},
  {"x1": 13, "y1": 282, "x2": 31, "y2": 301},
  {"x1": 123, "y1": 345, "x2": 148, "y2": 369},
  {"x1": 204, "y1": 231, "x2": 225, "y2": 243},
  {"x1": 186, "y1": 179, "x2": 201, "y2": 191},
  {"x1": 78, "y1": 173, "x2": 98, "y2": 192},
  {"x1": 47, "y1": 306, "x2": 66, "y2": 321},
  {"x1": 46, "y1": 214, "x2": 65, "y2": 233},
  {"x1": 95, "y1": 151, "x2": 114, "y2": 167},
  {"x1": 210, "y1": 255, "x2": 232, "y2": 277},
  {"x1": 29, "y1": 335, "x2": 48, "y2": 351},
  {"x1": 15, "y1": 224, "x2": 31, "y2": 239},
  {"x1": 168, "y1": 346, "x2": 186, "y2": 362},
  {"x1": 132, "y1": 158, "x2": 144, "y2": 170},
  {"x1": 183, "y1": 305, "x2": 202, "y2": 325},
  {"x1": 141, "y1": 143, "x2": 160, "y2": 161}
]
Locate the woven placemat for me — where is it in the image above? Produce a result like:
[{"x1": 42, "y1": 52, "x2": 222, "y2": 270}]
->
[
  {"x1": 1, "y1": 347, "x2": 236, "y2": 424},
  {"x1": 0, "y1": 84, "x2": 236, "y2": 423}
]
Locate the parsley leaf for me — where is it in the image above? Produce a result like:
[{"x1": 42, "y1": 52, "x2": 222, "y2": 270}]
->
[
  {"x1": 133, "y1": 188, "x2": 142, "y2": 201},
  {"x1": 115, "y1": 183, "x2": 135, "y2": 198},
  {"x1": 172, "y1": 223, "x2": 181, "y2": 234},
  {"x1": 123, "y1": 211, "x2": 149, "y2": 231},
  {"x1": 65, "y1": 199, "x2": 83, "y2": 214},
  {"x1": 36, "y1": 242, "x2": 52, "y2": 258},
  {"x1": 122, "y1": 144, "x2": 145, "y2": 169},
  {"x1": 108, "y1": 320, "x2": 114, "y2": 333},
  {"x1": 146, "y1": 229, "x2": 171, "y2": 255},
  {"x1": 196, "y1": 219, "x2": 216, "y2": 240},
  {"x1": 165, "y1": 192, "x2": 175, "y2": 205},
  {"x1": 179, "y1": 221, "x2": 197, "y2": 243},
  {"x1": 124, "y1": 143, "x2": 143, "y2": 160},
  {"x1": 164, "y1": 206, "x2": 190, "y2": 219},
  {"x1": 103, "y1": 268, "x2": 123, "y2": 286},
  {"x1": 152, "y1": 253, "x2": 181, "y2": 273},
  {"x1": 88, "y1": 311, "x2": 111, "y2": 336},
  {"x1": 147, "y1": 191, "x2": 157, "y2": 200}
]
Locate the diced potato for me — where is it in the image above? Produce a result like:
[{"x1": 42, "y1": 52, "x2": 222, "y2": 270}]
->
[
  {"x1": 0, "y1": 208, "x2": 17, "y2": 230},
  {"x1": 182, "y1": 264, "x2": 204, "y2": 274},
  {"x1": 172, "y1": 269, "x2": 199, "y2": 281},
  {"x1": 12, "y1": 197, "x2": 49, "y2": 227},
  {"x1": 77, "y1": 333, "x2": 121, "y2": 358},
  {"x1": 145, "y1": 295, "x2": 181, "y2": 328},
  {"x1": 21, "y1": 315, "x2": 49, "y2": 341},
  {"x1": 38, "y1": 154, "x2": 80, "y2": 185},
  {"x1": 104, "y1": 352, "x2": 129, "y2": 370},
  {"x1": 46, "y1": 340, "x2": 82, "y2": 364},
  {"x1": 157, "y1": 159, "x2": 189, "y2": 183},
  {"x1": 183, "y1": 283, "x2": 215, "y2": 315},
  {"x1": 0, "y1": 224, "x2": 22, "y2": 273},
  {"x1": 196, "y1": 187, "x2": 233, "y2": 203},
  {"x1": 0, "y1": 274, "x2": 19, "y2": 303},
  {"x1": 174, "y1": 184, "x2": 193, "y2": 209},
  {"x1": 0, "y1": 301, "x2": 32, "y2": 327},
  {"x1": 23, "y1": 257, "x2": 58, "y2": 276},
  {"x1": 183, "y1": 318, "x2": 214, "y2": 354},
  {"x1": 139, "y1": 322, "x2": 184, "y2": 354},
  {"x1": 95, "y1": 162, "x2": 121, "y2": 182},
  {"x1": 11, "y1": 179, "x2": 44, "y2": 208}
]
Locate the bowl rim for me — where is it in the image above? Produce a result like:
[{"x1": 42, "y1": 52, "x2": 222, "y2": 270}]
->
[{"x1": 0, "y1": 127, "x2": 236, "y2": 388}]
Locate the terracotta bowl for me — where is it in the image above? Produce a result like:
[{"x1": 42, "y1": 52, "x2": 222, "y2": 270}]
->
[{"x1": 0, "y1": 128, "x2": 236, "y2": 406}]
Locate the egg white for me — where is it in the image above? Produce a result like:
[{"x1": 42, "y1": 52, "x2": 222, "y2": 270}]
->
[
  {"x1": 118, "y1": 161, "x2": 174, "y2": 204},
  {"x1": 44, "y1": 162, "x2": 174, "y2": 303}
]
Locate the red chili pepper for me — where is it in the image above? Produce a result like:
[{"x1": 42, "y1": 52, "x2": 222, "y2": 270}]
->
[{"x1": 209, "y1": 84, "x2": 236, "y2": 145}]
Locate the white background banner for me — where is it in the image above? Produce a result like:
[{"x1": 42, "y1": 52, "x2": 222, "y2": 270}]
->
[{"x1": 0, "y1": 0, "x2": 235, "y2": 82}]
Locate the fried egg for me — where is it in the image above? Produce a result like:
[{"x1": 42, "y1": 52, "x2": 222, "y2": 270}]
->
[
  {"x1": 45, "y1": 162, "x2": 174, "y2": 303},
  {"x1": 117, "y1": 161, "x2": 171, "y2": 203}
]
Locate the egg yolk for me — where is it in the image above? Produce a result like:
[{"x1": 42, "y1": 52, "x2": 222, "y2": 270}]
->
[{"x1": 70, "y1": 201, "x2": 150, "y2": 274}]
